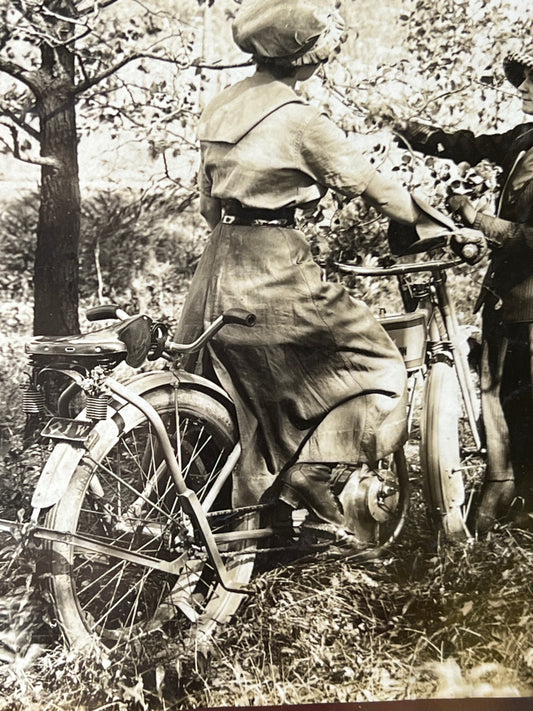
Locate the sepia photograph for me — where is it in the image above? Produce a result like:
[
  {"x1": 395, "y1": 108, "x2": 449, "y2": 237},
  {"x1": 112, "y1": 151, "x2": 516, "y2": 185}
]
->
[{"x1": 0, "y1": 0, "x2": 533, "y2": 709}]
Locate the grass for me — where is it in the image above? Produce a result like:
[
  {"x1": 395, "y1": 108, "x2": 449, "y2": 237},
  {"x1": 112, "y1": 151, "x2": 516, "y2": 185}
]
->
[
  {"x1": 172, "y1": 500, "x2": 533, "y2": 708},
  {"x1": 2, "y1": 464, "x2": 532, "y2": 709}
]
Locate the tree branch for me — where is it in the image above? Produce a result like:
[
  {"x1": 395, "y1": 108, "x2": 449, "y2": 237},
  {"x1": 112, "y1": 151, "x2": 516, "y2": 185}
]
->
[
  {"x1": 0, "y1": 57, "x2": 40, "y2": 94},
  {"x1": 0, "y1": 6, "x2": 12, "y2": 53},
  {"x1": 77, "y1": 0, "x2": 122, "y2": 17},
  {"x1": 0, "y1": 122, "x2": 60, "y2": 168},
  {"x1": 74, "y1": 52, "x2": 144, "y2": 95},
  {"x1": 74, "y1": 53, "x2": 252, "y2": 96},
  {"x1": 161, "y1": 152, "x2": 199, "y2": 202},
  {"x1": 41, "y1": 5, "x2": 88, "y2": 26},
  {"x1": 94, "y1": 236, "x2": 105, "y2": 303},
  {"x1": 0, "y1": 103, "x2": 40, "y2": 140}
]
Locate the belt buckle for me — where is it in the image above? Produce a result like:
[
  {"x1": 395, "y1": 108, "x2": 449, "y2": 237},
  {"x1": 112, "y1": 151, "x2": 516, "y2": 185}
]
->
[
  {"x1": 222, "y1": 214, "x2": 237, "y2": 225},
  {"x1": 251, "y1": 218, "x2": 289, "y2": 227}
]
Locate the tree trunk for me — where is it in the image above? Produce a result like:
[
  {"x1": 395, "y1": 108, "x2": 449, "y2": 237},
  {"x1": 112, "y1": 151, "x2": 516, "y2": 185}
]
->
[{"x1": 33, "y1": 43, "x2": 80, "y2": 336}]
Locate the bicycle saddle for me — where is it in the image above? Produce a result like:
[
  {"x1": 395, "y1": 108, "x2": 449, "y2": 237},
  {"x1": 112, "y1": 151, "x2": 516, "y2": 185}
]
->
[{"x1": 25, "y1": 315, "x2": 153, "y2": 368}]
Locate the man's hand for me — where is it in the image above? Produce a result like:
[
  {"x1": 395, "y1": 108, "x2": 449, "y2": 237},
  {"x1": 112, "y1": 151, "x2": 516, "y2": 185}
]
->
[
  {"x1": 447, "y1": 194, "x2": 477, "y2": 227},
  {"x1": 450, "y1": 228, "x2": 487, "y2": 265}
]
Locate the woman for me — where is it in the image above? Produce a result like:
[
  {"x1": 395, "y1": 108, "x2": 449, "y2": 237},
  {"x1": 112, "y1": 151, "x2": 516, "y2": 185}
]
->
[
  {"x1": 177, "y1": 0, "x2": 482, "y2": 545},
  {"x1": 396, "y1": 47, "x2": 533, "y2": 532}
]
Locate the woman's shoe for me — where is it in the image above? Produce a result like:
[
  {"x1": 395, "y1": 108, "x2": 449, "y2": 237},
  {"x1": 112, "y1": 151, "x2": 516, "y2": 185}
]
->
[{"x1": 278, "y1": 463, "x2": 345, "y2": 528}]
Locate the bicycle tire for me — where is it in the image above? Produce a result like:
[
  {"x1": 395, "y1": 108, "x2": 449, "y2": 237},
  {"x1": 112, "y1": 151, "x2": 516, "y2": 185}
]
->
[
  {"x1": 420, "y1": 360, "x2": 470, "y2": 538},
  {"x1": 45, "y1": 385, "x2": 257, "y2": 654}
]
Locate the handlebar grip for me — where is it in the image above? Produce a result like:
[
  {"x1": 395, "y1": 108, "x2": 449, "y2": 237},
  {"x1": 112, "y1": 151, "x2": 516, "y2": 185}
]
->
[
  {"x1": 86, "y1": 304, "x2": 128, "y2": 321},
  {"x1": 461, "y1": 243, "x2": 480, "y2": 261},
  {"x1": 222, "y1": 309, "x2": 256, "y2": 327}
]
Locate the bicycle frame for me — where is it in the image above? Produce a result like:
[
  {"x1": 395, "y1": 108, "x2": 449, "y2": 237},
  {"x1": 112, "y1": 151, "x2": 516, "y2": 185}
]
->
[
  {"x1": 337, "y1": 257, "x2": 483, "y2": 454},
  {"x1": 0, "y1": 310, "x2": 259, "y2": 595}
]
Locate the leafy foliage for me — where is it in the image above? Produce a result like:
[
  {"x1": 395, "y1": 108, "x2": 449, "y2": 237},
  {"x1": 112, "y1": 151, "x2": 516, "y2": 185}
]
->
[
  {"x1": 0, "y1": 196, "x2": 37, "y2": 298},
  {"x1": 78, "y1": 185, "x2": 206, "y2": 321},
  {"x1": 289, "y1": 0, "x2": 531, "y2": 316}
]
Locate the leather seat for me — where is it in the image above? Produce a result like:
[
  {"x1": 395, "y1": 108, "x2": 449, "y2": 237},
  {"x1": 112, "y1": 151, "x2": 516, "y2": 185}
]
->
[{"x1": 26, "y1": 314, "x2": 153, "y2": 367}]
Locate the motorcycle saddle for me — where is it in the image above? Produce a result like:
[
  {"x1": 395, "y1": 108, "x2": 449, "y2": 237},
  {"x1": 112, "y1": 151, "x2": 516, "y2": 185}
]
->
[{"x1": 25, "y1": 315, "x2": 153, "y2": 368}]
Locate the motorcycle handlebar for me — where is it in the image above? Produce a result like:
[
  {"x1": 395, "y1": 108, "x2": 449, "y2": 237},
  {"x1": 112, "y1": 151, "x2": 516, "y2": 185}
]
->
[
  {"x1": 83, "y1": 305, "x2": 256, "y2": 359},
  {"x1": 336, "y1": 258, "x2": 463, "y2": 278},
  {"x1": 222, "y1": 308, "x2": 257, "y2": 327},
  {"x1": 165, "y1": 309, "x2": 256, "y2": 356},
  {"x1": 460, "y1": 243, "x2": 481, "y2": 262}
]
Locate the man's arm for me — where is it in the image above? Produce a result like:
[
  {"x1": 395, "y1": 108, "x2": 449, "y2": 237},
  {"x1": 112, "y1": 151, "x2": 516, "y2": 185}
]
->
[{"x1": 396, "y1": 122, "x2": 520, "y2": 167}]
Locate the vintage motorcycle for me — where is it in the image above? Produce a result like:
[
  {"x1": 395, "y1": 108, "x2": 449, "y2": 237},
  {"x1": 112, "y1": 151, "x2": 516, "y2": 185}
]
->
[{"x1": 0, "y1": 236, "x2": 483, "y2": 656}]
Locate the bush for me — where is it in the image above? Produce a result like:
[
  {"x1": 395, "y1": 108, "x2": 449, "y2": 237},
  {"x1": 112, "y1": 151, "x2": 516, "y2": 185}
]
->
[
  {"x1": 78, "y1": 185, "x2": 206, "y2": 323},
  {"x1": 0, "y1": 184, "x2": 206, "y2": 322},
  {"x1": 0, "y1": 193, "x2": 38, "y2": 300}
]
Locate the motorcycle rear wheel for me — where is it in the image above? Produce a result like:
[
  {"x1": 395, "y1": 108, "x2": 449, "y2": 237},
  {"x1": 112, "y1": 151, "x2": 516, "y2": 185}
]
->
[{"x1": 45, "y1": 386, "x2": 257, "y2": 655}]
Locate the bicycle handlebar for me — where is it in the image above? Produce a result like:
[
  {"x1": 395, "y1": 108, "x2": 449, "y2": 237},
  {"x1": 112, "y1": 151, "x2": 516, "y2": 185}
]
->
[
  {"x1": 336, "y1": 257, "x2": 463, "y2": 278},
  {"x1": 165, "y1": 308, "x2": 256, "y2": 355},
  {"x1": 86, "y1": 304, "x2": 129, "y2": 321}
]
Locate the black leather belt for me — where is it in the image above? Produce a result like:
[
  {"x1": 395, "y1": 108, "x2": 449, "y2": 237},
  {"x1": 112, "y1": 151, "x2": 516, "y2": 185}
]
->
[{"x1": 221, "y1": 199, "x2": 296, "y2": 227}]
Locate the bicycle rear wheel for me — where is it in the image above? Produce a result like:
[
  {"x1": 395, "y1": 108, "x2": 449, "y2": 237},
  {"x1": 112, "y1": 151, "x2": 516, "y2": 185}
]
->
[
  {"x1": 45, "y1": 385, "x2": 257, "y2": 654},
  {"x1": 420, "y1": 360, "x2": 482, "y2": 538}
]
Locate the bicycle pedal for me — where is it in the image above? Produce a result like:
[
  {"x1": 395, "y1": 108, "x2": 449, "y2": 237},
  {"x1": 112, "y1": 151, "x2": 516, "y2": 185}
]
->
[{"x1": 301, "y1": 519, "x2": 363, "y2": 551}]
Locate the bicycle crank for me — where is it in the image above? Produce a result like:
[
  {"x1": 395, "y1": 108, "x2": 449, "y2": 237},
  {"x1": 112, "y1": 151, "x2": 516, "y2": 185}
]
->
[{"x1": 338, "y1": 463, "x2": 401, "y2": 543}]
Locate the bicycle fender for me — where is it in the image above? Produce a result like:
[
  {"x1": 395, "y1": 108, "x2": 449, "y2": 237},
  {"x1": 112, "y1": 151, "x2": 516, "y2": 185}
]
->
[
  {"x1": 31, "y1": 418, "x2": 121, "y2": 510},
  {"x1": 119, "y1": 370, "x2": 235, "y2": 411},
  {"x1": 32, "y1": 370, "x2": 235, "y2": 510}
]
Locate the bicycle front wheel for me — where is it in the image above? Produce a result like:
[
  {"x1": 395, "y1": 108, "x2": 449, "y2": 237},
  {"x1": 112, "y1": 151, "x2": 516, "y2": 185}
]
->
[
  {"x1": 45, "y1": 385, "x2": 257, "y2": 654},
  {"x1": 420, "y1": 360, "x2": 479, "y2": 539}
]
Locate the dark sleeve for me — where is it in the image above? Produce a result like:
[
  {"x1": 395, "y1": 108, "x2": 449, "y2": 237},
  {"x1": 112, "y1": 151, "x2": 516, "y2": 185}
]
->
[
  {"x1": 474, "y1": 181, "x2": 533, "y2": 250},
  {"x1": 402, "y1": 124, "x2": 520, "y2": 167}
]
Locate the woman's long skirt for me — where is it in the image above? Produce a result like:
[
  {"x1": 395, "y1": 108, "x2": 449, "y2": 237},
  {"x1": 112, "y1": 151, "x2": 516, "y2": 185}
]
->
[{"x1": 176, "y1": 222, "x2": 407, "y2": 505}]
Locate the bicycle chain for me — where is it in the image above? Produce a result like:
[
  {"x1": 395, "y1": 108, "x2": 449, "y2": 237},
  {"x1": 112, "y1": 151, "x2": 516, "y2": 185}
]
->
[
  {"x1": 194, "y1": 502, "x2": 322, "y2": 558},
  {"x1": 193, "y1": 504, "x2": 359, "y2": 559},
  {"x1": 204, "y1": 502, "x2": 271, "y2": 519}
]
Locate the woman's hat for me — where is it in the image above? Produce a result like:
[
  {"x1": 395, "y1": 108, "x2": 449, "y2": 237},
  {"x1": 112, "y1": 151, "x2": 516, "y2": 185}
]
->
[
  {"x1": 503, "y1": 49, "x2": 533, "y2": 87},
  {"x1": 232, "y1": 0, "x2": 344, "y2": 65}
]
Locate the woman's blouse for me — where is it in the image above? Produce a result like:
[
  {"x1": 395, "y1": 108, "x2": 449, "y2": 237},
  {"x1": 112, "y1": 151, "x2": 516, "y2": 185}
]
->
[{"x1": 197, "y1": 70, "x2": 376, "y2": 210}]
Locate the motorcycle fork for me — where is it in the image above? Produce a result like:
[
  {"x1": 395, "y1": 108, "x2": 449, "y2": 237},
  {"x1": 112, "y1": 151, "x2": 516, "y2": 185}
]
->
[
  {"x1": 431, "y1": 275, "x2": 483, "y2": 453},
  {"x1": 104, "y1": 376, "x2": 250, "y2": 594},
  {"x1": 0, "y1": 374, "x2": 251, "y2": 595}
]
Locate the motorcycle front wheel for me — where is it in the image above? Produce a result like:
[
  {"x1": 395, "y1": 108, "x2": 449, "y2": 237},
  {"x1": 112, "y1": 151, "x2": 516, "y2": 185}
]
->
[{"x1": 420, "y1": 360, "x2": 483, "y2": 539}]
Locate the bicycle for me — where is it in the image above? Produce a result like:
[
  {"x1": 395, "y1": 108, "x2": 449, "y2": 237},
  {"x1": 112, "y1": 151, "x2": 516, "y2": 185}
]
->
[
  {"x1": 0, "y1": 235, "x2": 482, "y2": 656},
  {"x1": 337, "y1": 234, "x2": 485, "y2": 539}
]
